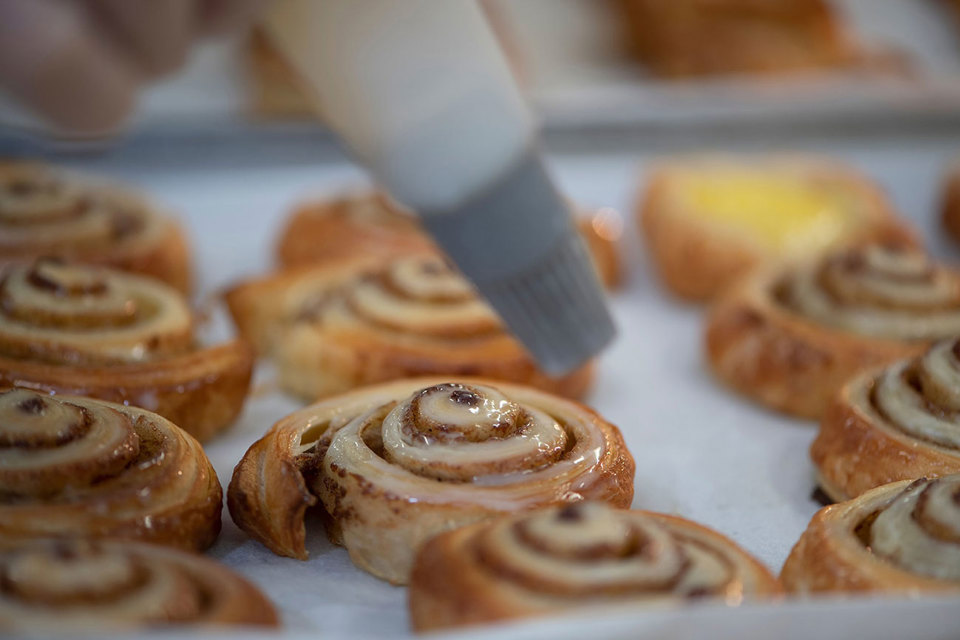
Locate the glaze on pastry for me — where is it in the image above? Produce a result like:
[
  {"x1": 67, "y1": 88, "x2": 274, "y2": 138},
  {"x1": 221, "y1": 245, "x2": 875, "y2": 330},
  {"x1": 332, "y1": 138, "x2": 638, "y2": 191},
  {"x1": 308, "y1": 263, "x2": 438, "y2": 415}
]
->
[
  {"x1": 276, "y1": 191, "x2": 623, "y2": 288},
  {"x1": 813, "y1": 338, "x2": 960, "y2": 501},
  {"x1": 0, "y1": 389, "x2": 222, "y2": 551},
  {"x1": 0, "y1": 539, "x2": 277, "y2": 631},
  {"x1": 640, "y1": 155, "x2": 914, "y2": 301},
  {"x1": 226, "y1": 254, "x2": 592, "y2": 400},
  {"x1": 0, "y1": 259, "x2": 252, "y2": 441},
  {"x1": 228, "y1": 378, "x2": 634, "y2": 584},
  {"x1": 0, "y1": 161, "x2": 191, "y2": 293},
  {"x1": 782, "y1": 476, "x2": 960, "y2": 594},
  {"x1": 409, "y1": 502, "x2": 782, "y2": 631},
  {"x1": 617, "y1": 0, "x2": 858, "y2": 78},
  {"x1": 705, "y1": 245, "x2": 960, "y2": 418}
]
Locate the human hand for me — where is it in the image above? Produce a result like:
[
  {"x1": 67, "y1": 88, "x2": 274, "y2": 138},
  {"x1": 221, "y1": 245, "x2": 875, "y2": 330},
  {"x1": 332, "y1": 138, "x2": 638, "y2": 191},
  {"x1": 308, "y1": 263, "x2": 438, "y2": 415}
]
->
[{"x1": 0, "y1": 0, "x2": 266, "y2": 134}]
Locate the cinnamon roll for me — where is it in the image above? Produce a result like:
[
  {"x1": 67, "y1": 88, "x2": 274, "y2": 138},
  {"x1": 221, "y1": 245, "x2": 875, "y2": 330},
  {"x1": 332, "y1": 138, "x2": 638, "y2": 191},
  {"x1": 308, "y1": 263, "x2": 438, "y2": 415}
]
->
[
  {"x1": 705, "y1": 245, "x2": 960, "y2": 418},
  {"x1": 640, "y1": 155, "x2": 915, "y2": 301},
  {"x1": 0, "y1": 259, "x2": 252, "y2": 441},
  {"x1": 813, "y1": 338, "x2": 960, "y2": 501},
  {"x1": 0, "y1": 539, "x2": 277, "y2": 631},
  {"x1": 275, "y1": 191, "x2": 622, "y2": 288},
  {"x1": 228, "y1": 378, "x2": 634, "y2": 584},
  {"x1": 0, "y1": 389, "x2": 222, "y2": 551},
  {"x1": 226, "y1": 254, "x2": 592, "y2": 400},
  {"x1": 409, "y1": 502, "x2": 782, "y2": 632},
  {"x1": 782, "y1": 475, "x2": 960, "y2": 594},
  {"x1": 0, "y1": 161, "x2": 191, "y2": 293}
]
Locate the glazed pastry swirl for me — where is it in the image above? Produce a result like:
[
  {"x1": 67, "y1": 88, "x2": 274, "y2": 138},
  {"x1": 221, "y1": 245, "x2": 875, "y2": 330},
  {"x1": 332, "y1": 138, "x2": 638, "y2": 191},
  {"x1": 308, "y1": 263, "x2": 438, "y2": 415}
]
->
[
  {"x1": 0, "y1": 389, "x2": 222, "y2": 551},
  {"x1": 227, "y1": 378, "x2": 634, "y2": 584},
  {"x1": 408, "y1": 502, "x2": 782, "y2": 631},
  {"x1": 780, "y1": 245, "x2": 960, "y2": 340},
  {"x1": 869, "y1": 477, "x2": 960, "y2": 580},
  {"x1": 0, "y1": 539, "x2": 277, "y2": 631},
  {"x1": 227, "y1": 254, "x2": 593, "y2": 400},
  {"x1": 781, "y1": 475, "x2": 960, "y2": 593},
  {"x1": 0, "y1": 259, "x2": 252, "y2": 442},
  {"x1": 0, "y1": 162, "x2": 190, "y2": 292},
  {"x1": 0, "y1": 259, "x2": 192, "y2": 364}
]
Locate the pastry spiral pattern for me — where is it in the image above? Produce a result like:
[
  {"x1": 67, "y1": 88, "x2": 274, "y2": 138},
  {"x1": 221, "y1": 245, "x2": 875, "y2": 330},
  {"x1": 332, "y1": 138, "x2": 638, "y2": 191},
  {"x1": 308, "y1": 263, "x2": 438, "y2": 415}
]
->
[
  {"x1": 228, "y1": 378, "x2": 634, "y2": 584},
  {"x1": 778, "y1": 245, "x2": 960, "y2": 340},
  {"x1": 409, "y1": 502, "x2": 782, "y2": 631},
  {"x1": 0, "y1": 161, "x2": 191, "y2": 292},
  {"x1": 226, "y1": 254, "x2": 593, "y2": 400},
  {"x1": 0, "y1": 259, "x2": 252, "y2": 441},
  {"x1": 705, "y1": 244, "x2": 960, "y2": 419},
  {"x1": 782, "y1": 475, "x2": 960, "y2": 593},
  {"x1": 276, "y1": 191, "x2": 622, "y2": 287},
  {"x1": 0, "y1": 539, "x2": 277, "y2": 631},
  {"x1": 0, "y1": 389, "x2": 222, "y2": 551},
  {"x1": 813, "y1": 338, "x2": 960, "y2": 500}
]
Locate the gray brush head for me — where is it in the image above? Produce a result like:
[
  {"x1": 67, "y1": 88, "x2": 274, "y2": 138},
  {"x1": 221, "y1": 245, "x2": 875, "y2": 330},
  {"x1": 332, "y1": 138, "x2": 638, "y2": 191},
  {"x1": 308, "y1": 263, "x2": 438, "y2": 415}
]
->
[{"x1": 419, "y1": 151, "x2": 616, "y2": 375}]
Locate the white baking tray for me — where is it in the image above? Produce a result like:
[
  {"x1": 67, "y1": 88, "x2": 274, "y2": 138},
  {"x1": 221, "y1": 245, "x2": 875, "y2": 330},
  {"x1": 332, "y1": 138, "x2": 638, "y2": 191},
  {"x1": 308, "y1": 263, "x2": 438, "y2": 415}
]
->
[{"x1": 50, "y1": 133, "x2": 960, "y2": 638}]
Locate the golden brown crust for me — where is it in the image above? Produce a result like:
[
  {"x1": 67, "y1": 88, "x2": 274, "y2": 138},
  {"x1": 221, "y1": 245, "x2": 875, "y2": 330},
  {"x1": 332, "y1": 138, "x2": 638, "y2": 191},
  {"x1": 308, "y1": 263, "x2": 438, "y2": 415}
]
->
[
  {"x1": 228, "y1": 378, "x2": 635, "y2": 583},
  {"x1": 617, "y1": 0, "x2": 858, "y2": 78},
  {"x1": 0, "y1": 539, "x2": 277, "y2": 631},
  {"x1": 812, "y1": 349, "x2": 960, "y2": 500},
  {"x1": 781, "y1": 478, "x2": 960, "y2": 594},
  {"x1": 639, "y1": 156, "x2": 916, "y2": 302},
  {"x1": 409, "y1": 505, "x2": 782, "y2": 632},
  {"x1": 226, "y1": 254, "x2": 593, "y2": 401},
  {"x1": 941, "y1": 163, "x2": 960, "y2": 246},
  {"x1": 0, "y1": 260, "x2": 251, "y2": 441},
  {"x1": 275, "y1": 192, "x2": 622, "y2": 289},
  {"x1": 0, "y1": 390, "x2": 222, "y2": 552},
  {"x1": 0, "y1": 161, "x2": 192, "y2": 294},
  {"x1": 705, "y1": 268, "x2": 921, "y2": 419}
]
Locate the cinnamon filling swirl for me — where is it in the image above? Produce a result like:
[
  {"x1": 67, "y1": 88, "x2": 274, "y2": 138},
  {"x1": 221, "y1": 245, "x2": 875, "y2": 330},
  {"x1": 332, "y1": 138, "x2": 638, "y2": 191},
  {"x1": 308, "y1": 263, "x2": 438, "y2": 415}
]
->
[
  {"x1": 868, "y1": 339, "x2": 960, "y2": 450},
  {"x1": 865, "y1": 476, "x2": 960, "y2": 581},
  {"x1": 0, "y1": 260, "x2": 192, "y2": 365},
  {"x1": 777, "y1": 246, "x2": 960, "y2": 340},
  {"x1": 472, "y1": 503, "x2": 737, "y2": 598}
]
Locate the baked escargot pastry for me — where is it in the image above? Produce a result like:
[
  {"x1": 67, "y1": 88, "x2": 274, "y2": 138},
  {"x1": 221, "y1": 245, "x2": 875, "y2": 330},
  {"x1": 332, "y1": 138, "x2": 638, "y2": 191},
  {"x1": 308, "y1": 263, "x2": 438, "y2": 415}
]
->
[
  {"x1": 0, "y1": 161, "x2": 191, "y2": 293},
  {"x1": 0, "y1": 388, "x2": 222, "y2": 551},
  {"x1": 0, "y1": 258, "x2": 252, "y2": 441},
  {"x1": 409, "y1": 502, "x2": 782, "y2": 632},
  {"x1": 227, "y1": 253, "x2": 593, "y2": 400},
  {"x1": 0, "y1": 539, "x2": 277, "y2": 631},
  {"x1": 639, "y1": 155, "x2": 914, "y2": 301},
  {"x1": 782, "y1": 475, "x2": 960, "y2": 594},
  {"x1": 228, "y1": 378, "x2": 634, "y2": 584},
  {"x1": 813, "y1": 338, "x2": 960, "y2": 501},
  {"x1": 275, "y1": 191, "x2": 622, "y2": 288},
  {"x1": 706, "y1": 244, "x2": 960, "y2": 419}
]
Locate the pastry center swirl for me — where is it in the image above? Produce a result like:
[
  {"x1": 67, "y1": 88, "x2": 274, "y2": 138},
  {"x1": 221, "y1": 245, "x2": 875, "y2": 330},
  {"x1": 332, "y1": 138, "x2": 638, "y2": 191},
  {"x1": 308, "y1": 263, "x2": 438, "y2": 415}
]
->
[
  {"x1": 0, "y1": 259, "x2": 192, "y2": 364},
  {"x1": 0, "y1": 168, "x2": 146, "y2": 250},
  {"x1": 868, "y1": 476, "x2": 960, "y2": 581},
  {"x1": 870, "y1": 339, "x2": 960, "y2": 450},
  {"x1": 0, "y1": 389, "x2": 139, "y2": 497},
  {"x1": 0, "y1": 541, "x2": 203, "y2": 622},
  {"x1": 475, "y1": 503, "x2": 736, "y2": 597},
  {"x1": 778, "y1": 245, "x2": 960, "y2": 340},
  {"x1": 369, "y1": 382, "x2": 569, "y2": 482},
  {"x1": 339, "y1": 255, "x2": 501, "y2": 338}
]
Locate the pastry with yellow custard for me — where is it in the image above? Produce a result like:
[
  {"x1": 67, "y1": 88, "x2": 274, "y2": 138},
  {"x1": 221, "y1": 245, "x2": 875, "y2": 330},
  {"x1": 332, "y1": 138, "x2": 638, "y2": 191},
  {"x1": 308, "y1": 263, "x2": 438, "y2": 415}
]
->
[{"x1": 639, "y1": 156, "x2": 915, "y2": 301}]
